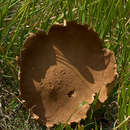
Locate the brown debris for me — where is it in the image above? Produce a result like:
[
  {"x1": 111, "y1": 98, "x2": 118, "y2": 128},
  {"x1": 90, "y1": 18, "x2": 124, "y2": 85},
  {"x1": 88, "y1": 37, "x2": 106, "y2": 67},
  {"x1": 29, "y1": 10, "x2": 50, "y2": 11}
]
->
[{"x1": 19, "y1": 21, "x2": 117, "y2": 127}]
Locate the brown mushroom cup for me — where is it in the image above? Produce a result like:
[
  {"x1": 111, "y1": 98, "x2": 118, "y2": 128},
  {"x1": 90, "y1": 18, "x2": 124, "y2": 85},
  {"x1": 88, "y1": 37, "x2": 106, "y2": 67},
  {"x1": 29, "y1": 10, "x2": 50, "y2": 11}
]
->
[{"x1": 19, "y1": 22, "x2": 117, "y2": 127}]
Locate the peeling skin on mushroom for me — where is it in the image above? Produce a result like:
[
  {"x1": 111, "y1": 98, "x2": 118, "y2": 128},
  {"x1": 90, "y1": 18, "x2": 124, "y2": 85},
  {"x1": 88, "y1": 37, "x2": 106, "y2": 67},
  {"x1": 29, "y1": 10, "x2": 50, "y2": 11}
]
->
[{"x1": 19, "y1": 21, "x2": 117, "y2": 127}]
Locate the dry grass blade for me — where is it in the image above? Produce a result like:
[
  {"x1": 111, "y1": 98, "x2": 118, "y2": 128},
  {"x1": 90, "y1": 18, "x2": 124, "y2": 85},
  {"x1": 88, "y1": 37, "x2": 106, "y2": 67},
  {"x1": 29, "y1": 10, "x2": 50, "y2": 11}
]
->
[
  {"x1": 113, "y1": 116, "x2": 130, "y2": 130},
  {"x1": 0, "y1": 44, "x2": 4, "y2": 55}
]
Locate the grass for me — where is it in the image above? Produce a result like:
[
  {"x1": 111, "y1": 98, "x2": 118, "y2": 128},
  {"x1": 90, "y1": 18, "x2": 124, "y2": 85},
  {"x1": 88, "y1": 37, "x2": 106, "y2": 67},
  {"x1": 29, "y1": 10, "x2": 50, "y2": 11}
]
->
[{"x1": 0, "y1": 0, "x2": 129, "y2": 129}]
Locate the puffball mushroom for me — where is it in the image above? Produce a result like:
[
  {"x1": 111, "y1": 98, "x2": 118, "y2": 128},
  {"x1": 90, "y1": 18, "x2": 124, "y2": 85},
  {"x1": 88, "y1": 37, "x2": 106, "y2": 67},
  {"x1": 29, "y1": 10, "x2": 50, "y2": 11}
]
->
[{"x1": 19, "y1": 21, "x2": 117, "y2": 127}]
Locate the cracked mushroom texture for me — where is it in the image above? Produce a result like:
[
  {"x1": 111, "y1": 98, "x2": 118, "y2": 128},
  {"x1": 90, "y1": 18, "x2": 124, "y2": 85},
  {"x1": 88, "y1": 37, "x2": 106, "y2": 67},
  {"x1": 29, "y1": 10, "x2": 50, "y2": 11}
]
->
[{"x1": 19, "y1": 21, "x2": 117, "y2": 127}]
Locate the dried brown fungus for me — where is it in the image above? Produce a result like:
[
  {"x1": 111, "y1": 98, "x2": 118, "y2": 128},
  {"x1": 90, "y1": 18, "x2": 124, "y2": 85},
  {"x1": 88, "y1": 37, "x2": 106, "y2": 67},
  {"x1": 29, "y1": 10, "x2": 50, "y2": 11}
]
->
[{"x1": 19, "y1": 22, "x2": 117, "y2": 127}]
